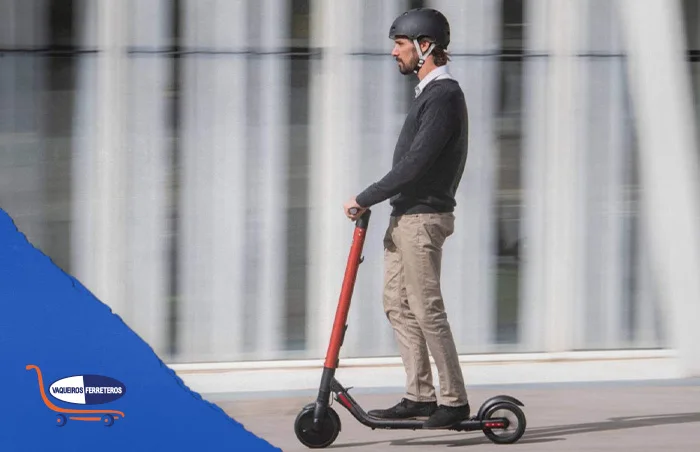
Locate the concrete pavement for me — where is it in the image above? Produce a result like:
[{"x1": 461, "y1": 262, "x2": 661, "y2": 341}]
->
[{"x1": 212, "y1": 378, "x2": 700, "y2": 451}]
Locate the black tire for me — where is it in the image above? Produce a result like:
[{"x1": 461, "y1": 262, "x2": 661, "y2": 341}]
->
[
  {"x1": 294, "y1": 405, "x2": 341, "y2": 449},
  {"x1": 482, "y1": 402, "x2": 526, "y2": 444}
]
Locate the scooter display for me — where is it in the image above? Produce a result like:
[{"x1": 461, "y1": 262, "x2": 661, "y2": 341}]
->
[{"x1": 294, "y1": 208, "x2": 527, "y2": 448}]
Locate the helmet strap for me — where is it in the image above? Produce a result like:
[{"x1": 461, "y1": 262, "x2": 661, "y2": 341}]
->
[{"x1": 412, "y1": 39, "x2": 436, "y2": 74}]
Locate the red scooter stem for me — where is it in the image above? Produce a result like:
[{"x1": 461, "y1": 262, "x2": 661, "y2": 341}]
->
[{"x1": 324, "y1": 208, "x2": 371, "y2": 369}]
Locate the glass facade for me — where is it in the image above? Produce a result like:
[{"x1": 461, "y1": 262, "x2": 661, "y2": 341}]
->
[{"x1": 2, "y1": 0, "x2": 698, "y2": 366}]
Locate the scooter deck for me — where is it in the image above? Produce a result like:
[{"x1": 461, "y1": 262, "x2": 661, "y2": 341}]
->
[
  {"x1": 330, "y1": 377, "x2": 509, "y2": 431},
  {"x1": 360, "y1": 415, "x2": 506, "y2": 431}
]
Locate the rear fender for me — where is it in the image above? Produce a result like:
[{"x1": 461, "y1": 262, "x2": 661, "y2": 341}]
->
[{"x1": 476, "y1": 395, "x2": 525, "y2": 420}]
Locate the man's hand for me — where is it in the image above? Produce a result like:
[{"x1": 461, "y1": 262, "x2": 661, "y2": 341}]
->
[{"x1": 343, "y1": 197, "x2": 367, "y2": 221}]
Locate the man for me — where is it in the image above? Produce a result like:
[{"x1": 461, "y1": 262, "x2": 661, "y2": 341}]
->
[{"x1": 343, "y1": 8, "x2": 470, "y2": 429}]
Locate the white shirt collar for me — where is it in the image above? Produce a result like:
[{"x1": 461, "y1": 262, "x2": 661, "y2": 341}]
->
[{"x1": 414, "y1": 65, "x2": 453, "y2": 98}]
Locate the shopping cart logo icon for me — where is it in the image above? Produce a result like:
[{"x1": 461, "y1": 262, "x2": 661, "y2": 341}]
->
[{"x1": 26, "y1": 364, "x2": 126, "y2": 427}]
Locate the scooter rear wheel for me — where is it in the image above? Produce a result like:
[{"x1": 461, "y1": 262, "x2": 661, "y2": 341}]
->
[
  {"x1": 294, "y1": 405, "x2": 341, "y2": 448},
  {"x1": 482, "y1": 401, "x2": 526, "y2": 444}
]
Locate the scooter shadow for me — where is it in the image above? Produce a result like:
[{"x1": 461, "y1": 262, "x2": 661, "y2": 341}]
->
[{"x1": 330, "y1": 412, "x2": 700, "y2": 448}]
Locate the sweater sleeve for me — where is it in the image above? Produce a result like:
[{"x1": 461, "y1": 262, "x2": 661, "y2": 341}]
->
[{"x1": 356, "y1": 88, "x2": 458, "y2": 208}]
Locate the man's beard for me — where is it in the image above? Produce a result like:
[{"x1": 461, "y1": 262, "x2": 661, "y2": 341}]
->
[{"x1": 397, "y1": 53, "x2": 419, "y2": 75}]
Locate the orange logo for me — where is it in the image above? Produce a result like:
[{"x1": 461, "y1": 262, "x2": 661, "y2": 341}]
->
[{"x1": 26, "y1": 364, "x2": 126, "y2": 427}]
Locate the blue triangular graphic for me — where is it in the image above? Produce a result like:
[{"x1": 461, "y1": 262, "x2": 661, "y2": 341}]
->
[{"x1": 0, "y1": 208, "x2": 281, "y2": 451}]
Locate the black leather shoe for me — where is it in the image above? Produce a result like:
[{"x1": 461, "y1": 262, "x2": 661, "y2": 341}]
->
[
  {"x1": 422, "y1": 402, "x2": 470, "y2": 429},
  {"x1": 367, "y1": 398, "x2": 437, "y2": 419}
]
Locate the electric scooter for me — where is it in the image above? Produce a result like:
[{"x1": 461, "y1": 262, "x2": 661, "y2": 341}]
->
[{"x1": 294, "y1": 208, "x2": 527, "y2": 448}]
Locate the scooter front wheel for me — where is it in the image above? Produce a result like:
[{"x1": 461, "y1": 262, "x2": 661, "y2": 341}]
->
[{"x1": 294, "y1": 404, "x2": 341, "y2": 448}]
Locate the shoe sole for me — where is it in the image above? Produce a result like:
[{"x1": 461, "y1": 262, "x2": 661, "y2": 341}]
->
[
  {"x1": 422, "y1": 416, "x2": 470, "y2": 429},
  {"x1": 421, "y1": 422, "x2": 460, "y2": 430}
]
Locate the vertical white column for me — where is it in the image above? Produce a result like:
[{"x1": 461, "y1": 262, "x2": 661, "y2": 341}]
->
[
  {"x1": 518, "y1": 0, "x2": 548, "y2": 353},
  {"x1": 178, "y1": 0, "x2": 248, "y2": 361},
  {"x1": 178, "y1": 0, "x2": 206, "y2": 360},
  {"x1": 345, "y1": 0, "x2": 404, "y2": 358},
  {"x1": 72, "y1": 0, "x2": 129, "y2": 317},
  {"x1": 427, "y1": 0, "x2": 501, "y2": 352},
  {"x1": 520, "y1": 0, "x2": 584, "y2": 352},
  {"x1": 634, "y1": 217, "x2": 660, "y2": 348},
  {"x1": 254, "y1": 0, "x2": 290, "y2": 359},
  {"x1": 95, "y1": 0, "x2": 128, "y2": 315},
  {"x1": 307, "y1": 0, "x2": 363, "y2": 358},
  {"x1": 573, "y1": 0, "x2": 628, "y2": 349},
  {"x1": 124, "y1": 0, "x2": 171, "y2": 354},
  {"x1": 619, "y1": 0, "x2": 700, "y2": 375},
  {"x1": 71, "y1": 0, "x2": 98, "y2": 288}
]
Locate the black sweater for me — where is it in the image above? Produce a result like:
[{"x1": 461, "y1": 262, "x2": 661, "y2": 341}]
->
[{"x1": 356, "y1": 78, "x2": 469, "y2": 216}]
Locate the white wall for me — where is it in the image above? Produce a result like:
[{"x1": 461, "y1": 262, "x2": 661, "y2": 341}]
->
[{"x1": 2, "y1": 0, "x2": 699, "y2": 379}]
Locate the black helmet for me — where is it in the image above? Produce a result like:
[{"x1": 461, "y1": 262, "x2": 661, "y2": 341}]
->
[{"x1": 389, "y1": 8, "x2": 450, "y2": 72}]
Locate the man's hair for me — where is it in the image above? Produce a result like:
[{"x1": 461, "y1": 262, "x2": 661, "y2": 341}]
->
[
  {"x1": 418, "y1": 38, "x2": 450, "y2": 66},
  {"x1": 432, "y1": 46, "x2": 450, "y2": 66}
]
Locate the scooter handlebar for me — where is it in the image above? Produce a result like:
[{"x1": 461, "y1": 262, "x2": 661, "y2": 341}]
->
[{"x1": 348, "y1": 207, "x2": 371, "y2": 229}]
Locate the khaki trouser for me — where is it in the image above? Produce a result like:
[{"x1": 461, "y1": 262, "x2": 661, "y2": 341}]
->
[{"x1": 383, "y1": 212, "x2": 468, "y2": 407}]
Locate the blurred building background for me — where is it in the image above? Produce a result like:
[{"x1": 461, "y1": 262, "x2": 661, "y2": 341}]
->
[{"x1": 2, "y1": 0, "x2": 700, "y2": 382}]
